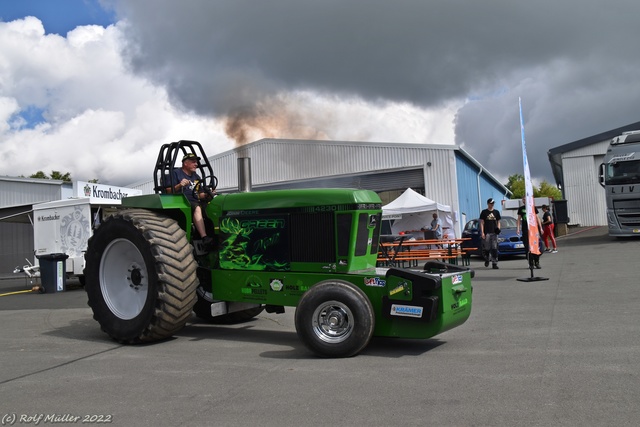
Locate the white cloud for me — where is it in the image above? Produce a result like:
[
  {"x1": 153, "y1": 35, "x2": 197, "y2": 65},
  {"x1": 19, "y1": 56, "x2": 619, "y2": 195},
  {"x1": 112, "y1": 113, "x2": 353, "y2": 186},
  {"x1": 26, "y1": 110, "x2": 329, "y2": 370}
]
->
[
  {"x1": 289, "y1": 91, "x2": 459, "y2": 144},
  {"x1": 0, "y1": 97, "x2": 20, "y2": 132},
  {"x1": 0, "y1": 17, "x2": 235, "y2": 185}
]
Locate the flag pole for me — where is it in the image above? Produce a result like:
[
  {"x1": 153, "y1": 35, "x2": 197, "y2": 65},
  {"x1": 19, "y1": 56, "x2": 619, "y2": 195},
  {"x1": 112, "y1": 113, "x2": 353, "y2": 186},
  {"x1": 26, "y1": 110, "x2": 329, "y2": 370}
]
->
[{"x1": 517, "y1": 97, "x2": 548, "y2": 282}]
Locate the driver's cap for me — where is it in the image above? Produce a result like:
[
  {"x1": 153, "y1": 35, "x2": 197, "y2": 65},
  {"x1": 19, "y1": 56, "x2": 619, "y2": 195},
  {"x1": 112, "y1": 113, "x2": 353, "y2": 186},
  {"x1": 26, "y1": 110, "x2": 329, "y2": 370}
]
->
[{"x1": 182, "y1": 153, "x2": 201, "y2": 162}]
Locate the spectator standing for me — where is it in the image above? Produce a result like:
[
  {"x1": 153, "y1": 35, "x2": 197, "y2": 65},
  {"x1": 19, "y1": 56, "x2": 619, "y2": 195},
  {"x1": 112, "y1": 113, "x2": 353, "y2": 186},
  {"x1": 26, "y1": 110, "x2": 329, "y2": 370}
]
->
[
  {"x1": 430, "y1": 213, "x2": 443, "y2": 239},
  {"x1": 541, "y1": 204, "x2": 558, "y2": 253},
  {"x1": 480, "y1": 198, "x2": 501, "y2": 269}
]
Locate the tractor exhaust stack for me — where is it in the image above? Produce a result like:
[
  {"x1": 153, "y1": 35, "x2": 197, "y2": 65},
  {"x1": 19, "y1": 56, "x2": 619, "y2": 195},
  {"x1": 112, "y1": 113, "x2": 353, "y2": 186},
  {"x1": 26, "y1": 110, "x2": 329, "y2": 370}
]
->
[{"x1": 238, "y1": 157, "x2": 252, "y2": 193}]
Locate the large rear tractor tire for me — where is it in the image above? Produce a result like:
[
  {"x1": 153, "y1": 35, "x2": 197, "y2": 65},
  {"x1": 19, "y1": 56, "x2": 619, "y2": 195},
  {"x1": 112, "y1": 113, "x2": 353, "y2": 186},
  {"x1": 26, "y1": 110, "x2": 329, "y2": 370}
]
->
[
  {"x1": 84, "y1": 209, "x2": 198, "y2": 343},
  {"x1": 295, "y1": 281, "x2": 375, "y2": 358}
]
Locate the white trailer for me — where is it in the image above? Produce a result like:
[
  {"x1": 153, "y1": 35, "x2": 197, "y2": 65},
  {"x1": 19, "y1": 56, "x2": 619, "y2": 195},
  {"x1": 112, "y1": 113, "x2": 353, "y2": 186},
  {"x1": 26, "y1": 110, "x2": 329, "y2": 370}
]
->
[{"x1": 31, "y1": 181, "x2": 142, "y2": 282}]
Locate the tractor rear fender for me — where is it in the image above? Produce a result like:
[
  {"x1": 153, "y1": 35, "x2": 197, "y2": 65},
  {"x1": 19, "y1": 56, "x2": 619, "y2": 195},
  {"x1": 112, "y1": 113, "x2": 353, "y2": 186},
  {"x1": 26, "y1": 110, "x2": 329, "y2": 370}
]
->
[{"x1": 121, "y1": 194, "x2": 194, "y2": 239}]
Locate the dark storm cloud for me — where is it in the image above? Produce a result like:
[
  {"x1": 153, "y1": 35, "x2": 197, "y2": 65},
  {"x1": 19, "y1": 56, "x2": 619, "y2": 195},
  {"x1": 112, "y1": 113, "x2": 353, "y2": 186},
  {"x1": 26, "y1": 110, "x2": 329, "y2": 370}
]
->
[{"x1": 111, "y1": 0, "x2": 640, "y2": 182}]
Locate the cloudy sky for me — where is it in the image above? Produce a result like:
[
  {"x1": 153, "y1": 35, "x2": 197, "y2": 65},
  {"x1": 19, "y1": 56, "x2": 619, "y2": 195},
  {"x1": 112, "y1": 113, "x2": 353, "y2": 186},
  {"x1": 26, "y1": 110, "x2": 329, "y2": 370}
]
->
[{"x1": 1, "y1": 0, "x2": 640, "y2": 187}]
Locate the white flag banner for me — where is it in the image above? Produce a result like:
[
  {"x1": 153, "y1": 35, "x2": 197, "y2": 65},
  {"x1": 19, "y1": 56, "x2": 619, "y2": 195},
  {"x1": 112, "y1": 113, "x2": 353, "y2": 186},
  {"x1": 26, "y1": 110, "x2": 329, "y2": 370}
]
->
[{"x1": 519, "y1": 98, "x2": 541, "y2": 256}]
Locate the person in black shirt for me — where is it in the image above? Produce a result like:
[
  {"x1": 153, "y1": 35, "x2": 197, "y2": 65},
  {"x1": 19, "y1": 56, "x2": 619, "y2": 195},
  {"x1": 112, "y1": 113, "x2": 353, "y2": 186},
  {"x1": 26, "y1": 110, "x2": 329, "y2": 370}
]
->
[{"x1": 480, "y1": 198, "x2": 501, "y2": 269}]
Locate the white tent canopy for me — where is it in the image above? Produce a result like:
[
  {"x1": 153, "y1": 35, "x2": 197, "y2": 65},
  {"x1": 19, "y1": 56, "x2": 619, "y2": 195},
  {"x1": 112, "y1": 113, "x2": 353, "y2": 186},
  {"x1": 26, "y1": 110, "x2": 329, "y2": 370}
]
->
[{"x1": 382, "y1": 188, "x2": 456, "y2": 238}]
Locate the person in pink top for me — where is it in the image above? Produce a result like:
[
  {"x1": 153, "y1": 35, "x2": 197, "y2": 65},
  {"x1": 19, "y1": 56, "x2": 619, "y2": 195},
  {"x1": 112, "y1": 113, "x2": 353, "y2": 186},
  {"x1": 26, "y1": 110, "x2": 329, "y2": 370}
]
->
[{"x1": 541, "y1": 204, "x2": 558, "y2": 253}]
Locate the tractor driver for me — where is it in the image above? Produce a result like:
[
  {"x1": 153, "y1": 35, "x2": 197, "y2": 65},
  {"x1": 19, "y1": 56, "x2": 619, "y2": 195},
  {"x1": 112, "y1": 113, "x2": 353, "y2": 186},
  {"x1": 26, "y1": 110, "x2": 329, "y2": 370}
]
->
[{"x1": 165, "y1": 153, "x2": 213, "y2": 246}]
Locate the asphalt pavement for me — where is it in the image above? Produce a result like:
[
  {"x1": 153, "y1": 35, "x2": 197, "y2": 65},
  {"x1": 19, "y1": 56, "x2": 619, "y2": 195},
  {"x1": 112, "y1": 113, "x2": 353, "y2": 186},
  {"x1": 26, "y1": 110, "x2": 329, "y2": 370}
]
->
[{"x1": 1, "y1": 226, "x2": 639, "y2": 427}]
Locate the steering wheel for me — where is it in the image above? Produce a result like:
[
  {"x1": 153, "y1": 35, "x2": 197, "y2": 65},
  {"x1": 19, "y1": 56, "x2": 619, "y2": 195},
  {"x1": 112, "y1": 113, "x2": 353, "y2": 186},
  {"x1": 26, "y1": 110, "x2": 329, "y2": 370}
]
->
[{"x1": 192, "y1": 175, "x2": 218, "y2": 201}]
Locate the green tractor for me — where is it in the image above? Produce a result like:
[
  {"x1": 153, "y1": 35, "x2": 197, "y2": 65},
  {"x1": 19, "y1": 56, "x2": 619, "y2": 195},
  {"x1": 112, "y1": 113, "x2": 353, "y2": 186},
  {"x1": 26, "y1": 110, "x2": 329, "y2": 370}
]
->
[{"x1": 84, "y1": 140, "x2": 473, "y2": 357}]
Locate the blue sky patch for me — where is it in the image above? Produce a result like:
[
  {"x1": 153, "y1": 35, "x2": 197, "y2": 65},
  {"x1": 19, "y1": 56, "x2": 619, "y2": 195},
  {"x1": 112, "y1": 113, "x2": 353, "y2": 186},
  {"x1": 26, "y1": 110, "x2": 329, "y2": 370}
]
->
[
  {"x1": 0, "y1": 0, "x2": 116, "y2": 35},
  {"x1": 12, "y1": 105, "x2": 46, "y2": 129}
]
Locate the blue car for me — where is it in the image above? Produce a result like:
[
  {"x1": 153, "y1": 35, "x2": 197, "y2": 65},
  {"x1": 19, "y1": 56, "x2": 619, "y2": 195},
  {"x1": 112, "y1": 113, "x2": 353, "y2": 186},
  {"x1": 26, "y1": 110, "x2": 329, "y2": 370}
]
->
[{"x1": 461, "y1": 216, "x2": 538, "y2": 257}]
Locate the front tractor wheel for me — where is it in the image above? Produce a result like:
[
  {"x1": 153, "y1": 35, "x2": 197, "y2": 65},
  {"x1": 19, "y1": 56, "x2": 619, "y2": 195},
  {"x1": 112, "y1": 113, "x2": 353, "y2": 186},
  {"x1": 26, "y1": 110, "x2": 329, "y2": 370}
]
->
[
  {"x1": 295, "y1": 281, "x2": 375, "y2": 358},
  {"x1": 84, "y1": 209, "x2": 198, "y2": 343}
]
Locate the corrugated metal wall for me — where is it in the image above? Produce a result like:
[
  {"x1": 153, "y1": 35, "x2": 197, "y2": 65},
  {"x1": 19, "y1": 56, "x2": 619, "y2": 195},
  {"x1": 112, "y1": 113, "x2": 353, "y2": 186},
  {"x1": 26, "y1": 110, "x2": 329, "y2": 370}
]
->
[
  {"x1": 0, "y1": 177, "x2": 65, "y2": 207},
  {"x1": 0, "y1": 222, "x2": 33, "y2": 274},
  {"x1": 455, "y1": 153, "x2": 510, "y2": 226},
  {"x1": 563, "y1": 155, "x2": 606, "y2": 226},
  {"x1": 0, "y1": 178, "x2": 66, "y2": 275},
  {"x1": 254, "y1": 167, "x2": 426, "y2": 193},
  {"x1": 130, "y1": 180, "x2": 155, "y2": 194},
  {"x1": 561, "y1": 140, "x2": 609, "y2": 226},
  {"x1": 210, "y1": 139, "x2": 464, "y2": 215},
  {"x1": 455, "y1": 156, "x2": 479, "y2": 228},
  {"x1": 566, "y1": 140, "x2": 610, "y2": 158}
]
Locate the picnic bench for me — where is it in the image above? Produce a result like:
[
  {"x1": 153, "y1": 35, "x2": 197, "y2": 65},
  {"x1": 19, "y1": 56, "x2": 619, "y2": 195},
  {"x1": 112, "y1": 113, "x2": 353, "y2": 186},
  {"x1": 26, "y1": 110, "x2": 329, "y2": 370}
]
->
[{"x1": 377, "y1": 238, "x2": 476, "y2": 267}]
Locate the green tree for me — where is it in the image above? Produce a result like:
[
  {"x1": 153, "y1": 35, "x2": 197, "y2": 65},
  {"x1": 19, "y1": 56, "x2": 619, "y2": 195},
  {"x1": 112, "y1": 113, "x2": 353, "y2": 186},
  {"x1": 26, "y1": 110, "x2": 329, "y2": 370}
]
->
[
  {"x1": 50, "y1": 171, "x2": 72, "y2": 182},
  {"x1": 505, "y1": 174, "x2": 525, "y2": 198},
  {"x1": 504, "y1": 174, "x2": 562, "y2": 200},
  {"x1": 29, "y1": 171, "x2": 47, "y2": 179},
  {"x1": 29, "y1": 170, "x2": 72, "y2": 182},
  {"x1": 537, "y1": 180, "x2": 562, "y2": 200}
]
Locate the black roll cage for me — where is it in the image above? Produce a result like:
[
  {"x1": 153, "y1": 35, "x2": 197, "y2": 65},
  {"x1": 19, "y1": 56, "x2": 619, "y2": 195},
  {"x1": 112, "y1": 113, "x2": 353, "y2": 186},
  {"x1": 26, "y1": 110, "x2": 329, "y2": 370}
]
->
[{"x1": 153, "y1": 140, "x2": 218, "y2": 195}]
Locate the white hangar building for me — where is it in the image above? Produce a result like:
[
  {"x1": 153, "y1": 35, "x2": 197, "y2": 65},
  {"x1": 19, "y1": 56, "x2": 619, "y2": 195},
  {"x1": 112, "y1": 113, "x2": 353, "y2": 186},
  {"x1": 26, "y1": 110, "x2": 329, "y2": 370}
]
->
[
  {"x1": 134, "y1": 138, "x2": 511, "y2": 237},
  {"x1": 548, "y1": 120, "x2": 640, "y2": 227}
]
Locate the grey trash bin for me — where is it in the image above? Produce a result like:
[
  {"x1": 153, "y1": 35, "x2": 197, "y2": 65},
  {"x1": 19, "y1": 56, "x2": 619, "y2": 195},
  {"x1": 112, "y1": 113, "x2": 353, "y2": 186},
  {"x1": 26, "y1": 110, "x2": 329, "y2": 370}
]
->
[{"x1": 36, "y1": 253, "x2": 69, "y2": 293}]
